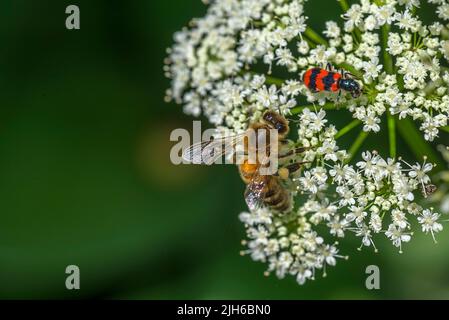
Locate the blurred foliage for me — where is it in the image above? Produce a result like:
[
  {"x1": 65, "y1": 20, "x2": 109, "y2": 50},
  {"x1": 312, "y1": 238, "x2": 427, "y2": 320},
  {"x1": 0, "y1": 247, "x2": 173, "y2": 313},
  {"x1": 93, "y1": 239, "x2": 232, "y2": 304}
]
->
[{"x1": 0, "y1": 0, "x2": 448, "y2": 299}]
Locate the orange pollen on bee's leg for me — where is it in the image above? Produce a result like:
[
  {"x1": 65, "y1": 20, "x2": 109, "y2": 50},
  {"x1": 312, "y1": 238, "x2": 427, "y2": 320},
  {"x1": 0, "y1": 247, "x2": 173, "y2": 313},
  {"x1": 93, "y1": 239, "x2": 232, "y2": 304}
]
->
[
  {"x1": 278, "y1": 167, "x2": 289, "y2": 180},
  {"x1": 241, "y1": 162, "x2": 259, "y2": 174}
]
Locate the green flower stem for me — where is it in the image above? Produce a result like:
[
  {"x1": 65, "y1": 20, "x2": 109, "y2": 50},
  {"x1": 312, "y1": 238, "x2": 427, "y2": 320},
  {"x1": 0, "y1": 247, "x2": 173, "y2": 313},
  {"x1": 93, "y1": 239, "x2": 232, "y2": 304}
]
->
[
  {"x1": 304, "y1": 38, "x2": 317, "y2": 49},
  {"x1": 387, "y1": 113, "x2": 397, "y2": 159},
  {"x1": 381, "y1": 24, "x2": 397, "y2": 159},
  {"x1": 304, "y1": 27, "x2": 328, "y2": 47},
  {"x1": 338, "y1": 0, "x2": 350, "y2": 11},
  {"x1": 381, "y1": 25, "x2": 394, "y2": 74},
  {"x1": 242, "y1": 71, "x2": 286, "y2": 86},
  {"x1": 397, "y1": 118, "x2": 445, "y2": 172},
  {"x1": 347, "y1": 131, "x2": 369, "y2": 163},
  {"x1": 264, "y1": 75, "x2": 285, "y2": 86},
  {"x1": 335, "y1": 119, "x2": 361, "y2": 139},
  {"x1": 441, "y1": 126, "x2": 449, "y2": 133},
  {"x1": 290, "y1": 102, "x2": 338, "y2": 115}
]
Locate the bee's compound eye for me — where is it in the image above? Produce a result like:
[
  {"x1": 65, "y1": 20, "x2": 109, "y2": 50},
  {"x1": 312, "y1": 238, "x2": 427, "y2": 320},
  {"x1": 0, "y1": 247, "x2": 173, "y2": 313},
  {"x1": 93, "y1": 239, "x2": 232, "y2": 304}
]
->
[{"x1": 275, "y1": 123, "x2": 284, "y2": 131}]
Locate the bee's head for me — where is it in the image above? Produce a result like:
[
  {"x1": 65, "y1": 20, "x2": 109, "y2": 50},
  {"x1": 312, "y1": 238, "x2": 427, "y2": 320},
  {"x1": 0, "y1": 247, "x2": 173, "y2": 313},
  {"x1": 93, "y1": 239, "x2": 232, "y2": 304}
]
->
[{"x1": 262, "y1": 111, "x2": 289, "y2": 136}]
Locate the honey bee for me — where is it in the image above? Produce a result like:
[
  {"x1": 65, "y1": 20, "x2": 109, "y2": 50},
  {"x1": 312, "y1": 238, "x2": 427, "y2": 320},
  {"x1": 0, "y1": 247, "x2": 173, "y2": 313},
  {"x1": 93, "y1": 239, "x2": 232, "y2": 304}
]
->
[{"x1": 183, "y1": 111, "x2": 308, "y2": 213}]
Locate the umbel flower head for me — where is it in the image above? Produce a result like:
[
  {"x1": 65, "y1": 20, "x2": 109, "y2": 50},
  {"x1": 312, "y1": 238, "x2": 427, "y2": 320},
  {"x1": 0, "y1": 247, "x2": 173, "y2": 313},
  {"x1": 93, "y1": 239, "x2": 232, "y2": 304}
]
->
[
  {"x1": 241, "y1": 108, "x2": 442, "y2": 284},
  {"x1": 165, "y1": 0, "x2": 447, "y2": 285}
]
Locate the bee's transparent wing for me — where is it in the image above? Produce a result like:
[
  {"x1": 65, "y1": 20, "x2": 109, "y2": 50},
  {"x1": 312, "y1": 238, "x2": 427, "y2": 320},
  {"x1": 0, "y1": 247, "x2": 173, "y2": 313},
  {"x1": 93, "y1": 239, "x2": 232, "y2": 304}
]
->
[
  {"x1": 182, "y1": 140, "x2": 216, "y2": 165},
  {"x1": 182, "y1": 133, "x2": 246, "y2": 165},
  {"x1": 244, "y1": 174, "x2": 268, "y2": 211}
]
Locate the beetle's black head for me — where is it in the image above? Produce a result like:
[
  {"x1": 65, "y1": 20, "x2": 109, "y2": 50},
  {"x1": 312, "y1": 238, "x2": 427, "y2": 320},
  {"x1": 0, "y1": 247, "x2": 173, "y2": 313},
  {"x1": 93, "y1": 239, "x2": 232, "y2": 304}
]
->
[{"x1": 339, "y1": 79, "x2": 361, "y2": 98}]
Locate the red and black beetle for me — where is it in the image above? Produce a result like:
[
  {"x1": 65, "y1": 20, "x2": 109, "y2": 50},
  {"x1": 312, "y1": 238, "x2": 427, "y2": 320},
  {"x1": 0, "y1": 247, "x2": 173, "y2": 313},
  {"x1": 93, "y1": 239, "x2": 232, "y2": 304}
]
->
[{"x1": 303, "y1": 64, "x2": 361, "y2": 98}]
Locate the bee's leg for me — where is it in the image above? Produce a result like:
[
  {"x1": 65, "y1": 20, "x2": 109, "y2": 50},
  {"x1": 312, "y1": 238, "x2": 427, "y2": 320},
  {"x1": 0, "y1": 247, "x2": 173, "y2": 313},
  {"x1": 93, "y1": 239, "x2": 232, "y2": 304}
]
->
[
  {"x1": 278, "y1": 161, "x2": 310, "y2": 180},
  {"x1": 279, "y1": 147, "x2": 310, "y2": 159},
  {"x1": 286, "y1": 161, "x2": 310, "y2": 174},
  {"x1": 292, "y1": 146, "x2": 310, "y2": 155},
  {"x1": 278, "y1": 139, "x2": 292, "y2": 155}
]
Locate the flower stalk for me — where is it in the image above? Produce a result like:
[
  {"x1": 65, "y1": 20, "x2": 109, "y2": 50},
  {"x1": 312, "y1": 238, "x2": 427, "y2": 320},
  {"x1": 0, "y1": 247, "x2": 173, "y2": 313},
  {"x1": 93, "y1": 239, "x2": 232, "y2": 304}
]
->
[
  {"x1": 347, "y1": 130, "x2": 369, "y2": 162},
  {"x1": 338, "y1": 0, "x2": 349, "y2": 12},
  {"x1": 291, "y1": 103, "x2": 338, "y2": 115},
  {"x1": 387, "y1": 113, "x2": 397, "y2": 159},
  {"x1": 264, "y1": 75, "x2": 285, "y2": 86},
  {"x1": 397, "y1": 118, "x2": 445, "y2": 171},
  {"x1": 335, "y1": 119, "x2": 361, "y2": 139},
  {"x1": 304, "y1": 27, "x2": 328, "y2": 46}
]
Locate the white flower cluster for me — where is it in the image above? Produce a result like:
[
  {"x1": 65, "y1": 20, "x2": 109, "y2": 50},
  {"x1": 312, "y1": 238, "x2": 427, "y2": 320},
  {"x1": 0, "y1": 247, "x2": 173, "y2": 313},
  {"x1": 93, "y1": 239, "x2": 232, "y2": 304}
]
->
[
  {"x1": 240, "y1": 108, "x2": 443, "y2": 285},
  {"x1": 165, "y1": 0, "x2": 307, "y2": 132},
  {"x1": 297, "y1": 0, "x2": 449, "y2": 141},
  {"x1": 240, "y1": 207, "x2": 344, "y2": 284},
  {"x1": 166, "y1": 0, "x2": 447, "y2": 285},
  {"x1": 166, "y1": 0, "x2": 449, "y2": 140}
]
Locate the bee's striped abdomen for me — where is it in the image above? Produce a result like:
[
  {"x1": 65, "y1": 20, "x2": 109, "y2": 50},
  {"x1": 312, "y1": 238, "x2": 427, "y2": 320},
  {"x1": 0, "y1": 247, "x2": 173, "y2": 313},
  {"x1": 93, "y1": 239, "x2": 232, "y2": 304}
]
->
[{"x1": 263, "y1": 177, "x2": 291, "y2": 212}]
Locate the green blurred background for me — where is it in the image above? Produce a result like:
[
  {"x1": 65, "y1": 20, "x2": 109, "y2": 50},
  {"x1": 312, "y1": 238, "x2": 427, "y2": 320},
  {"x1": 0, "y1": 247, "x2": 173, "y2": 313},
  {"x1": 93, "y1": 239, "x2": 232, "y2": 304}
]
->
[{"x1": 0, "y1": 0, "x2": 448, "y2": 299}]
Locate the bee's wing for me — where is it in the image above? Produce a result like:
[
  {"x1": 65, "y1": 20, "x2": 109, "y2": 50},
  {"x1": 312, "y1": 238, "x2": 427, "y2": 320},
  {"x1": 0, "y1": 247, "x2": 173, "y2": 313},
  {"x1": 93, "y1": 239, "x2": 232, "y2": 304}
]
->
[
  {"x1": 182, "y1": 133, "x2": 246, "y2": 165},
  {"x1": 244, "y1": 174, "x2": 268, "y2": 211},
  {"x1": 182, "y1": 140, "x2": 216, "y2": 165}
]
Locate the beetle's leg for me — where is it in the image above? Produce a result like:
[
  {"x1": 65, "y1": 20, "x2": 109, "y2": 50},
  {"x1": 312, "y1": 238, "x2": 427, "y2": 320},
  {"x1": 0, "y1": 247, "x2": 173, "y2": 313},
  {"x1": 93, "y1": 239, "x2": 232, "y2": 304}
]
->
[
  {"x1": 345, "y1": 72, "x2": 359, "y2": 80},
  {"x1": 336, "y1": 89, "x2": 344, "y2": 103}
]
